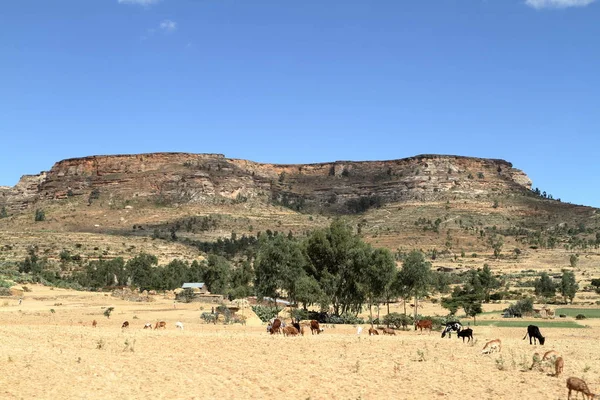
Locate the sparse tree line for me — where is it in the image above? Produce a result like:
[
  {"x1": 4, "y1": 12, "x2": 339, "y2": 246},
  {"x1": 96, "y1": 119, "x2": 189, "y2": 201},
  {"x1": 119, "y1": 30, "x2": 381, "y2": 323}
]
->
[{"x1": 7, "y1": 219, "x2": 586, "y2": 323}]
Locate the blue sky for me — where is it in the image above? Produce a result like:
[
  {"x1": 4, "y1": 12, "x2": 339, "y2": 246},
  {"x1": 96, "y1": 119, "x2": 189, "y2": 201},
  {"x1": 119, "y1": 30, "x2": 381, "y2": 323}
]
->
[{"x1": 1, "y1": 0, "x2": 599, "y2": 206}]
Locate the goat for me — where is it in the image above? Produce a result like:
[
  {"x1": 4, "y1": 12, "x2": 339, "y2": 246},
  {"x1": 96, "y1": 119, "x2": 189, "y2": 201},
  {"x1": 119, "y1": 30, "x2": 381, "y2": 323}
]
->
[
  {"x1": 555, "y1": 357, "x2": 564, "y2": 377},
  {"x1": 143, "y1": 323, "x2": 153, "y2": 329},
  {"x1": 382, "y1": 327, "x2": 396, "y2": 335},
  {"x1": 567, "y1": 377, "x2": 596, "y2": 399},
  {"x1": 92, "y1": 320, "x2": 97, "y2": 328},
  {"x1": 175, "y1": 321, "x2": 184, "y2": 330},
  {"x1": 121, "y1": 321, "x2": 129, "y2": 329},
  {"x1": 481, "y1": 339, "x2": 501, "y2": 354}
]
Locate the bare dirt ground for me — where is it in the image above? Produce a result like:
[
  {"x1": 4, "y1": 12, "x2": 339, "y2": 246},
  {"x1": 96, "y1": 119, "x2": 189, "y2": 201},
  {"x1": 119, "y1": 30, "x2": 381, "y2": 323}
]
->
[{"x1": 1, "y1": 286, "x2": 599, "y2": 400}]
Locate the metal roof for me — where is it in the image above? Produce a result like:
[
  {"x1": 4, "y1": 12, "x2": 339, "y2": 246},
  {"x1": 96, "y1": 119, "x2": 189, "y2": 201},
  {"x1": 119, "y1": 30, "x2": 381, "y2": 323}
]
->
[{"x1": 182, "y1": 283, "x2": 205, "y2": 289}]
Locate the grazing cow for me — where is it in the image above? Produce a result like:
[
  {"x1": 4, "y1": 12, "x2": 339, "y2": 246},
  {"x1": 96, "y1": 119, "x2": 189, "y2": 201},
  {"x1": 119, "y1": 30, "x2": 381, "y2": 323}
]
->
[
  {"x1": 382, "y1": 327, "x2": 396, "y2": 336},
  {"x1": 310, "y1": 320, "x2": 323, "y2": 335},
  {"x1": 121, "y1": 321, "x2": 129, "y2": 329},
  {"x1": 92, "y1": 320, "x2": 97, "y2": 328},
  {"x1": 415, "y1": 320, "x2": 433, "y2": 333},
  {"x1": 270, "y1": 318, "x2": 282, "y2": 335},
  {"x1": 441, "y1": 322, "x2": 462, "y2": 338},
  {"x1": 282, "y1": 326, "x2": 299, "y2": 337},
  {"x1": 567, "y1": 377, "x2": 596, "y2": 400},
  {"x1": 457, "y1": 328, "x2": 473, "y2": 343},
  {"x1": 143, "y1": 323, "x2": 153, "y2": 329},
  {"x1": 555, "y1": 357, "x2": 564, "y2": 377},
  {"x1": 481, "y1": 339, "x2": 502, "y2": 354},
  {"x1": 154, "y1": 321, "x2": 167, "y2": 330},
  {"x1": 175, "y1": 321, "x2": 184, "y2": 330},
  {"x1": 523, "y1": 325, "x2": 545, "y2": 345},
  {"x1": 368, "y1": 327, "x2": 379, "y2": 336}
]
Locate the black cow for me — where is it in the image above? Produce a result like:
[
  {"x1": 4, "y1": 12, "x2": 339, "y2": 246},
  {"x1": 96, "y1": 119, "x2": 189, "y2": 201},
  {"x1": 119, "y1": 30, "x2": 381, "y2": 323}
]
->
[
  {"x1": 523, "y1": 325, "x2": 545, "y2": 345},
  {"x1": 457, "y1": 328, "x2": 473, "y2": 343},
  {"x1": 441, "y1": 322, "x2": 462, "y2": 338}
]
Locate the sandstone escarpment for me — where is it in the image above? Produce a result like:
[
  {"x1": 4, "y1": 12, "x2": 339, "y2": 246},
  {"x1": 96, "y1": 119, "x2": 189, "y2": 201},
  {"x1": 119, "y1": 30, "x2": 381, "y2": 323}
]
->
[{"x1": 0, "y1": 153, "x2": 533, "y2": 213}]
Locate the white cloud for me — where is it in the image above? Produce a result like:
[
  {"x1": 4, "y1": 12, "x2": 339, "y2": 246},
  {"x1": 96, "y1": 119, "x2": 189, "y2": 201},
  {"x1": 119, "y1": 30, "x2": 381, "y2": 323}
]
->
[
  {"x1": 525, "y1": 0, "x2": 596, "y2": 9},
  {"x1": 159, "y1": 19, "x2": 177, "y2": 32},
  {"x1": 118, "y1": 0, "x2": 161, "y2": 5}
]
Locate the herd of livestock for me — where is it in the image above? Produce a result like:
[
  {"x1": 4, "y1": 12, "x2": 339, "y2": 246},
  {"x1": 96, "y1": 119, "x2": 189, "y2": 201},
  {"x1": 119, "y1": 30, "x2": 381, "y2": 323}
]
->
[{"x1": 96, "y1": 315, "x2": 594, "y2": 399}]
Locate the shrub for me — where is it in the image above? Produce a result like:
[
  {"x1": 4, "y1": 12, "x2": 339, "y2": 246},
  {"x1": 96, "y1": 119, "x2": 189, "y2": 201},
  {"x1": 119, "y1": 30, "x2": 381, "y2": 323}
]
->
[
  {"x1": 251, "y1": 305, "x2": 279, "y2": 322},
  {"x1": 103, "y1": 307, "x2": 114, "y2": 319},
  {"x1": 34, "y1": 209, "x2": 45, "y2": 222},
  {"x1": 576, "y1": 314, "x2": 586, "y2": 320},
  {"x1": 291, "y1": 308, "x2": 309, "y2": 321},
  {"x1": 383, "y1": 312, "x2": 414, "y2": 330},
  {"x1": 200, "y1": 312, "x2": 216, "y2": 324},
  {"x1": 327, "y1": 314, "x2": 364, "y2": 325}
]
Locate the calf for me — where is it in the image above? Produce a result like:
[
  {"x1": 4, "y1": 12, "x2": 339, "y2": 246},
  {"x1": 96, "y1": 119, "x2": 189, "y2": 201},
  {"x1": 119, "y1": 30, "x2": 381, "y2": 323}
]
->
[
  {"x1": 310, "y1": 320, "x2": 323, "y2": 335},
  {"x1": 121, "y1": 321, "x2": 129, "y2": 329},
  {"x1": 368, "y1": 327, "x2": 379, "y2": 336},
  {"x1": 523, "y1": 325, "x2": 545, "y2": 345},
  {"x1": 415, "y1": 320, "x2": 432, "y2": 333},
  {"x1": 481, "y1": 339, "x2": 501, "y2": 354},
  {"x1": 154, "y1": 321, "x2": 166, "y2": 330},
  {"x1": 567, "y1": 377, "x2": 595, "y2": 399},
  {"x1": 457, "y1": 328, "x2": 473, "y2": 343},
  {"x1": 270, "y1": 318, "x2": 282, "y2": 335},
  {"x1": 382, "y1": 327, "x2": 396, "y2": 336},
  {"x1": 441, "y1": 322, "x2": 462, "y2": 338},
  {"x1": 282, "y1": 326, "x2": 299, "y2": 337}
]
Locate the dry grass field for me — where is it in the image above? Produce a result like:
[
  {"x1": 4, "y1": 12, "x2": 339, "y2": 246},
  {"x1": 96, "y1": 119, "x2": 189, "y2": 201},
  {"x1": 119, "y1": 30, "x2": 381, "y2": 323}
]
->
[{"x1": 1, "y1": 286, "x2": 600, "y2": 400}]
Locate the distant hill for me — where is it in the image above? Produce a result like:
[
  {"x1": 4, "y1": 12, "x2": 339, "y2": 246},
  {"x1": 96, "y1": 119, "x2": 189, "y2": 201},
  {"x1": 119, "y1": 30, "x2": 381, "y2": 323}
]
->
[{"x1": 0, "y1": 152, "x2": 598, "y2": 270}]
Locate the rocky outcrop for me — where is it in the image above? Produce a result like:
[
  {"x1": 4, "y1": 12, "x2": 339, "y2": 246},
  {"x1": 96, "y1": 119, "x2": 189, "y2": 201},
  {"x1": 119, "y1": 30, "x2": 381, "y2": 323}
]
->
[{"x1": 0, "y1": 153, "x2": 533, "y2": 213}]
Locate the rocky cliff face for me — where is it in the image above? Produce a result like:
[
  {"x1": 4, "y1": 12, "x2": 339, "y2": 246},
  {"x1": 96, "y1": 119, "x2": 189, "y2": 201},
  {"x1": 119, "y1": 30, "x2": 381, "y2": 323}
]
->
[{"x1": 0, "y1": 153, "x2": 533, "y2": 213}]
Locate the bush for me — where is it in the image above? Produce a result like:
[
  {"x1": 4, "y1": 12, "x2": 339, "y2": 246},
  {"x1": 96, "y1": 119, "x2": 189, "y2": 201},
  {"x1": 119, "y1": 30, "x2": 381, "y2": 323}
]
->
[
  {"x1": 103, "y1": 307, "x2": 114, "y2": 318},
  {"x1": 251, "y1": 305, "x2": 279, "y2": 322},
  {"x1": 200, "y1": 312, "x2": 216, "y2": 324},
  {"x1": 326, "y1": 314, "x2": 364, "y2": 325},
  {"x1": 383, "y1": 312, "x2": 414, "y2": 330},
  {"x1": 34, "y1": 209, "x2": 45, "y2": 222},
  {"x1": 576, "y1": 314, "x2": 586, "y2": 320},
  {"x1": 291, "y1": 308, "x2": 309, "y2": 321}
]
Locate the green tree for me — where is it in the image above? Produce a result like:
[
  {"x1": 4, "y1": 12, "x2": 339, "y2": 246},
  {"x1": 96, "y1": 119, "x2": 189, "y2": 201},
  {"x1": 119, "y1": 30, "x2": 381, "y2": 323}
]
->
[
  {"x1": 126, "y1": 253, "x2": 158, "y2": 291},
  {"x1": 534, "y1": 272, "x2": 556, "y2": 298},
  {"x1": 0, "y1": 206, "x2": 7, "y2": 218},
  {"x1": 560, "y1": 270, "x2": 578, "y2": 304},
  {"x1": 569, "y1": 254, "x2": 579, "y2": 268},
  {"x1": 488, "y1": 234, "x2": 504, "y2": 258},
  {"x1": 478, "y1": 264, "x2": 499, "y2": 303},
  {"x1": 295, "y1": 275, "x2": 326, "y2": 310},
  {"x1": 304, "y1": 219, "x2": 366, "y2": 315},
  {"x1": 254, "y1": 234, "x2": 306, "y2": 306},
  {"x1": 398, "y1": 250, "x2": 431, "y2": 321},
  {"x1": 442, "y1": 282, "x2": 483, "y2": 325},
  {"x1": 18, "y1": 247, "x2": 43, "y2": 274},
  {"x1": 361, "y1": 247, "x2": 396, "y2": 328},
  {"x1": 201, "y1": 255, "x2": 232, "y2": 295},
  {"x1": 591, "y1": 278, "x2": 600, "y2": 290},
  {"x1": 34, "y1": 209, "x2": 45, "y2": 222}
]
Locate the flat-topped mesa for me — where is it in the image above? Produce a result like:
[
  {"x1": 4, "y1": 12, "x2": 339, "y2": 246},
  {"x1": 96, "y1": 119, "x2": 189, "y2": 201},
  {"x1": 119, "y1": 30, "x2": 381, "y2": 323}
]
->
[{"x1": 1, "y1": 152, "x2": 533, "y2": 213}]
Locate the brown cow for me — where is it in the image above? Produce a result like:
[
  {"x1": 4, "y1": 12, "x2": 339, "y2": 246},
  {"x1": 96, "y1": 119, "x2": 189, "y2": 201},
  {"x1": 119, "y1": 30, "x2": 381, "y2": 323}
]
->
[
  {"x1": 121, "y1": 321, "x2": 129, "y2": 328},
  {"x1": 310, "y1": 320, "x2": 323, "y2": 335},
  {"x1": 154, "y1": 321, "x2": 166, "y2": 329},
  {"x1": 92, "y1": 320, "x2": 97, "y2": 328},
  {"x1": 282, "y1": 326, "x2": 299, "y2": 337},
  {"x1": 368, "y1": 327, "x2": 379, "y2": 336},
  {"x1": 270, "y1": 318, "x2": 282, "y2": 335},
  {"x1": 382, "y1": 327, "x2": 396, "y2": 335},
  {"x1": 415, "y1": 320, "x2": 432, "y2": 333}
]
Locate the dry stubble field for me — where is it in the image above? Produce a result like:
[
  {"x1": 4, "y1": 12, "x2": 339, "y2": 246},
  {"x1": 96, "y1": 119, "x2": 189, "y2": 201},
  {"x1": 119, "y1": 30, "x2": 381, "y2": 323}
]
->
[{"x1": 1, "y1": 286, "x2": 600, "y2": 400}]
